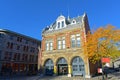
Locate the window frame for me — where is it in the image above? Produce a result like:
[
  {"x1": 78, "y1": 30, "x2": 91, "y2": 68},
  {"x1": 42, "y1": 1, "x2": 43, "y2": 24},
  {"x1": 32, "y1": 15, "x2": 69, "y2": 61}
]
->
[
  {"x1": 71, "y1": 34, "x2": 81, "y2": 48},
  {"x1": 45, "y1": 40, "x2": 53, "y2": 51},
  {"x1": 57, "y1": 37, "x2": 66, "y2": 50}
]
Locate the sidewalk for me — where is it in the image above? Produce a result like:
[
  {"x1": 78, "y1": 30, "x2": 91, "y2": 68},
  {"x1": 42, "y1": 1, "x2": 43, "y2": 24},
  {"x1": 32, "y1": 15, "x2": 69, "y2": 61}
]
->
[
  {"x1": 38, "y1": 72, "x2": 120, "y2": 80},
  {"x1": 0, "y1": 72, "x2": 119, "y2": 80}
]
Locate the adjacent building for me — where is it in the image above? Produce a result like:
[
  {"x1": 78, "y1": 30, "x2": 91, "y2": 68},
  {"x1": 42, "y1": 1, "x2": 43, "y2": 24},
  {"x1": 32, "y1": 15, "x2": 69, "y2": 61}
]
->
[
  {"x1": 0, "y1": 29, "x2": 41, "y2": 75},
  {"x1": 40, "y1": 13, "x2": 97, "y2": 78}
]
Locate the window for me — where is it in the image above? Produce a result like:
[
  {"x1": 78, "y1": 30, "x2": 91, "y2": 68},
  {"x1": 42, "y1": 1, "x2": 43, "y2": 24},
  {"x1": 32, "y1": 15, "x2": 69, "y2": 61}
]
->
[
  {"x1": 17, "y1": 37, "x2": 22, "y2": 42},
  {"x1": 62, "y1": 40, "x2": 65, "y2": 49},
  {"x1": 17, "y1": 45, "x2": 20, "y2": 50},
  {"x1": 4, "y1": 52, "x2": 8, "y2": 60},
  {"x1": 0, "y1": 33, "x2": 2, "y2": 37},
  {"x1": 58, "y1": 40, "x2": 61, "y2": 49},
  {"x1": 57, "y1": 37, "x2": 66, "y2": 49},
  {"x1": 32, "y1": 55, "x2": 34, "y2": 62},
  {"x1": 17, "y1": 53, "x2": 20, "y2": 61},
  {"x1": 0, "y1": 33, "x2": 4, "y2": 38},
  {"x1": 13, "y1": 53, "x2": 17, "y2": 61},
  {"x1": 29, "y1": 55, "x2": 34, "y2": 62},
  {"x1": 62, "y1": 21, "x2": 64, "y2": 27},
  {"x1": 73, "y1": 65, "x2": 78, "y2": 71},
  {"x1": 22, "y1": 54, "x2": 28, "y2": 61},
  {"x1": 50, "y1": 42, "x2": 53, "y2": 50},
  {"x1": 25, "y1": 54, "x2": 28, "y2": 61},
  {"x1": 71, "y1": 38, "x2": 76, "y2": 48},
  {"x1": 22, "y1": 54, "x2": 25, "y2": 61},
  {"x1": 9, "y1": 52, "x2": 12, "y2": 60},
  {"x1": 10, "y1": 43, "x2": 13, "y2": 49},
  {"x1": 45, "y1": 59, "x2": 54, "y2": 70},
  {"x1": 0, "y1": 51, "x2": 2, "y2": 60},
  {"x1": 46, "y1": 43, "x2": 49, "y2": 51},
  {"x1": 36, "y1": 56, "x2": 38, "y2": 62},
  {"x1": 7, "y1": 42, "x2": 10, "y2": 48},
  {"x1": 25, "y1": 40, "x2": 29, "y2": 44},
  {"x1": 72, "y1": 20, "x2": 76, "y2": 24},
  {"x1": 30, "y1": 47, "x2": 35, "y2": 52},
  {"x1": 71, "y1": 34, "x2": 81, "y2": 48},
  {"x1": 76, "y1": 37, "x2": 80, "y2": 47},
  {"x1": 46, "y1": 40, "x2": 53, "y2": 51},
  {"x1": 23, "y1": 46, "x2": 29, "y2": 52},
  {"x1": 7, "y1": 42, "x2": 13, "y2": 49},
  {"x1": 9, "y1": 35, "x2": 14, "y2": 40},
  {"x1": 4, "y1": 52, "x2": 12, "y2": 60},
  {"x1": 73, "y1": 21, "x2": 75, "y2": 23},
  {"x1": 58, "y1": 22, "x2": 60, "y2": 28}
]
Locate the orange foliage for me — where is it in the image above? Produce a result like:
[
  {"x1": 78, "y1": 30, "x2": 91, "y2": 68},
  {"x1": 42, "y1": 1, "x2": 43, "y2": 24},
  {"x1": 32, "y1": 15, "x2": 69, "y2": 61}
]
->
[{"x1": 83, "y1": 25, "x2": 120, "y2": 63}]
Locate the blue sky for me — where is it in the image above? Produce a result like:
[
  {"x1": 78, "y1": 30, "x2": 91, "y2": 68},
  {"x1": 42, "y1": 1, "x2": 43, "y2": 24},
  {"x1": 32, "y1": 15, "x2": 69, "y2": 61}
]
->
[{"x1": 0, "y1": 0, "x2": 120, "y2": 40}]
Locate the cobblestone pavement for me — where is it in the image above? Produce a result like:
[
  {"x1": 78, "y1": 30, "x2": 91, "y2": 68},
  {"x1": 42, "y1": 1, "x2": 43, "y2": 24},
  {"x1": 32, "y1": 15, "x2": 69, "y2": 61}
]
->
[
  {"x1": 38, "y1": 72, "x2": 120, "y2": 80},
  {"x1": 0, "y1": 72, "x2": 120, "y2": 80}
]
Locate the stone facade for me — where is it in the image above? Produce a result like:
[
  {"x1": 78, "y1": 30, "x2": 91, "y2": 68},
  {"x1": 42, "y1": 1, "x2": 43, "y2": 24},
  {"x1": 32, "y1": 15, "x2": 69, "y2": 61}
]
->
[
  {"x1": 40, "y1": 13, "x2": 97, "y2": 78},
  {"x1": 0, "y1": 29, "x2": 41, "y2": 75}
]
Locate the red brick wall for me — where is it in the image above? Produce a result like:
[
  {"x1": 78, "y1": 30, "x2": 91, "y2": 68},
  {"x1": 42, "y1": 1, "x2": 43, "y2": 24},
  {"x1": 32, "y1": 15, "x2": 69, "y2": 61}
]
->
[
  {"x1": 66, "y1": 32, "x2": 70, "y2": 48},
  {"x1": 41, "y1": 38, "x2": 45, "y2": 51},
  {"x1": 53, "y1": 35, "x2": 57, "y2": 50}
]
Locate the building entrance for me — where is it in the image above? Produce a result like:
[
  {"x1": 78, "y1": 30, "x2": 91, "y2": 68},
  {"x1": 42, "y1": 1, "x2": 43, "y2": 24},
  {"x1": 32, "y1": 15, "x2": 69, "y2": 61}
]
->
[
  {"x1": 72, "y1": 56, "x2": 85, "y2": 76},
  {"x1": 57, "y1": 58, "x2": 68, "y2": 75},
  {"x1": 58, "y1": 64, "x2": 68, "y2": 75},
  {"x1": 44, "y1": 59, "x2": 54, "y2": 76}
]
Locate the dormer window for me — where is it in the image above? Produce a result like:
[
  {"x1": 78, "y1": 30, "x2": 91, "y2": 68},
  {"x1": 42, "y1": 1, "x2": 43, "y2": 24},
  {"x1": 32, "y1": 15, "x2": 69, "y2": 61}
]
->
[
  {"x1": 62, "y1": 21, "x2": 64, "y2": 27},
  {"x1": 71, "y1": 20, "x2": 76, "y2": 24},
  {"x1": 56, "y1": 15, "x2": 66, "y2": 29},
  {"x1": 58, "y1": 22, "x2": 60, "y2": 28},
  {"x1": 73, "y1": 21, "x2": 75, "y2": 23}
]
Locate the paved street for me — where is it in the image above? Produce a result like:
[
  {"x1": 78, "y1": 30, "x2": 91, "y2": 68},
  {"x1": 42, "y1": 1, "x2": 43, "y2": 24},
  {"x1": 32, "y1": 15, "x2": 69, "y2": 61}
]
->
[{"x1": 0, "y1": 72, "x2": 120, "y2": 80}]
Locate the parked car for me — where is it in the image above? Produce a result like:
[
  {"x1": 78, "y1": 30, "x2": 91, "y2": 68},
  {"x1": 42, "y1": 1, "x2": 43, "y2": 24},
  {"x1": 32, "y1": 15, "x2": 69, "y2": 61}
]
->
[{"x1": 104, "y1": 67, "x2": 118, "y2": 74}]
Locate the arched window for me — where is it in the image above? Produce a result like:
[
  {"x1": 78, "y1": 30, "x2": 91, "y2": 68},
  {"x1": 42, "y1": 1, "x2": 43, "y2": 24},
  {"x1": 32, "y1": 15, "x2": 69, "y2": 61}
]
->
[
  {"x1": 58, "y1": 22, "x2": 60, "y2": 28},
  {"x1": 61, "y1": 21, "x2": 64, "y2": 27},
  {"x1": 45, "y1": 59, "x2": 54, "y2": 70},
  {"x1": 72, "y1": 56, "x2": 85, "y2": 76}
]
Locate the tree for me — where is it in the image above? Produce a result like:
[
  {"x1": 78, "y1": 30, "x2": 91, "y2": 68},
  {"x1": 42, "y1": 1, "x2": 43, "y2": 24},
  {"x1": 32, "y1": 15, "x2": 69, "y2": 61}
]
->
[{"x1": 83, "y1": 25, "x2": 120, "y2": 63}]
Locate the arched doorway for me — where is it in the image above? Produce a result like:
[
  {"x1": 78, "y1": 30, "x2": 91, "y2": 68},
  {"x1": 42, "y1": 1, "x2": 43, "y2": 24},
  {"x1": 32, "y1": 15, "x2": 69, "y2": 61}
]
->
[
  {"x1": 72, "y1": 56, "x2": 85, "y2": 76},
  {"x1": 57, "y1": 57, "x2": 68, "y2": 75},
  {"x1": 44, "y1": 59, "x2": 54, "y2": 75}
]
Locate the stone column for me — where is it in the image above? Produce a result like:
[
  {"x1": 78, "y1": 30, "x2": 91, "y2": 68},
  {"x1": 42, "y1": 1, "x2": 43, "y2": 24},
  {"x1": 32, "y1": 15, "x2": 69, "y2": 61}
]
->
[
  {"x1": 68, "y1": 64, "x2": 72, "y2": 77},
  {"x1": 54, "y1": 65, "x2": 57, "y2": 75},
  {"x1": 85, "y1": 59, "x2": 91, "y2": 78}
]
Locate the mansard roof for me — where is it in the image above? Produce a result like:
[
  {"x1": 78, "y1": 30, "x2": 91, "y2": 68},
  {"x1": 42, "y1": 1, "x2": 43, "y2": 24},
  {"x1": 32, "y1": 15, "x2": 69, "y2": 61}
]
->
[{"x1": 42, "y1": 13, "x2": 86, "y2": 34}]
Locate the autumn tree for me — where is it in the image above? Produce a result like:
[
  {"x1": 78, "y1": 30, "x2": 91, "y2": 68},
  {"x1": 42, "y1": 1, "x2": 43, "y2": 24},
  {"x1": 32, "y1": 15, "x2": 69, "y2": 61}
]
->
[{"x1": 83, "y1": 25, "x2": 120, "y2": 63}]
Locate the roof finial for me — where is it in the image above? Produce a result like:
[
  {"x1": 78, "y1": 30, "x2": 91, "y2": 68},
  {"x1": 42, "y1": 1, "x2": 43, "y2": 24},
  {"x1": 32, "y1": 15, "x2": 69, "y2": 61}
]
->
[
  {"x1": 67, "y1": 16, "x2": 70, "y2": 20},
  {"x1": 60, "y1": 13, "x2": 63, "y2": 16},
  {"x1": 67, "y1": 0, "x2": 70, "y2": 20},
  {"x1": 83, "y1": 12, "x2": 87, "y2": 17}
]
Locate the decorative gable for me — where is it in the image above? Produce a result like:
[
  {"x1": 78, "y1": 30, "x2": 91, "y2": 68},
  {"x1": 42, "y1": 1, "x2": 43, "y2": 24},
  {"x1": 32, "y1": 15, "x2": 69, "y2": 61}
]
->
[
  {"x1": 56, "y1": 15, "x2": 66, "y2": 29},
  {"x1": 42, "y1": 13, "x2": 87, "y2": 35}
]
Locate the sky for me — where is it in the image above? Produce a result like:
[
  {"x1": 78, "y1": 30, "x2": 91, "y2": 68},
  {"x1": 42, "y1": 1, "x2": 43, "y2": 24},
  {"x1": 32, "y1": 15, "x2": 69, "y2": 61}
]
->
[{"x1": 0, "y1": 0, "x2": 120, "y2": 40}]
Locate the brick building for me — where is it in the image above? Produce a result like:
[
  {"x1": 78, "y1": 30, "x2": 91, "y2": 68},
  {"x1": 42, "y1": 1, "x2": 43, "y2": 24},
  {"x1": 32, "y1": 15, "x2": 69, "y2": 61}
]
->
[
  {"x1": 40, "y1": 13, "x2": 97, "y2": 78},
  {"x1": 0, "y1": 29, "x2": 41, "y2": 75}
]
